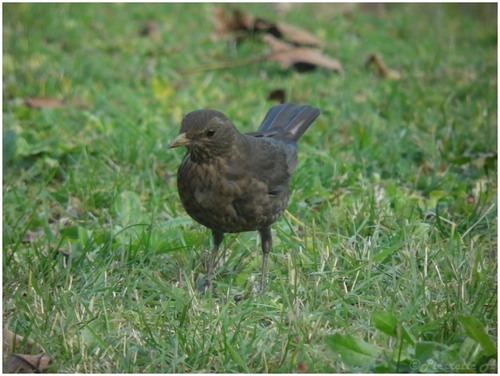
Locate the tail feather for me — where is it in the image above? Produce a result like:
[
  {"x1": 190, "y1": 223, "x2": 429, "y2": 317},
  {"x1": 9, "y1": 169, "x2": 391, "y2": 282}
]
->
[{"x1": 257, "y1": 103, "x2": 320, "y2": 142}]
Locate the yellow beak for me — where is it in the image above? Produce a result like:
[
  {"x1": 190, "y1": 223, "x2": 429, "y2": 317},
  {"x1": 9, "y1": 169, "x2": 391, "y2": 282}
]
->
[{"x1": 168, "y1": 133, "x2": 190, "y2": 148}]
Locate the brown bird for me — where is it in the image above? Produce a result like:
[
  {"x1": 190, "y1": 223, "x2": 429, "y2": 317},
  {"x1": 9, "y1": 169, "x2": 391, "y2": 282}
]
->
[{"x1": 169, "y1": 103, "x2": 320, "y2": 292}]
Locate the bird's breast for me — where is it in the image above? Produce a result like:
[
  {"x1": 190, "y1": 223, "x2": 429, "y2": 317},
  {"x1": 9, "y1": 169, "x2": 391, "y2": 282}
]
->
[{"x1": 176, "y1": 156, "x2": 288, "y2": 233}]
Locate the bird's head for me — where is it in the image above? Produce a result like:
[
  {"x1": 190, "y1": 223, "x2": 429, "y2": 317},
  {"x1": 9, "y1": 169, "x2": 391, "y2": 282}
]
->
[{"x1": 169, "y1": 110, "x2": 238, "y2": 162}]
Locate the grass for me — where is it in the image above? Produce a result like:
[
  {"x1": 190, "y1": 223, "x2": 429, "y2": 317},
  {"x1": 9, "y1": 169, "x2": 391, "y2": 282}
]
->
[{"x1": 2, "y1": 3, "x2": 497, "y2": 373}]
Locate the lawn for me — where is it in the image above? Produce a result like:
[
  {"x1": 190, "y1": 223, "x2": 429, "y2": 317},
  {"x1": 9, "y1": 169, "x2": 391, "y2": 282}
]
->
[{"x1": 2, "y1": 3, "x2": 497, "y2": 373}]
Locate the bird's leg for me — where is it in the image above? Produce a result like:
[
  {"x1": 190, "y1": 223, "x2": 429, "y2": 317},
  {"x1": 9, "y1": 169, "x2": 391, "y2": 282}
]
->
[
  {"x1": 258, "y1": 227, "x2": 272, "y2": 292},
  {"x1": 203, "y1": 229, "x2": 224, "y2": 293}
]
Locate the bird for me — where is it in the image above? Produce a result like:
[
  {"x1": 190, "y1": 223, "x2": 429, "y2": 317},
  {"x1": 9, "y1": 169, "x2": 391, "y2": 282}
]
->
[{"x1": 168, "y1": 103, "x2": 320, "y2": 292}]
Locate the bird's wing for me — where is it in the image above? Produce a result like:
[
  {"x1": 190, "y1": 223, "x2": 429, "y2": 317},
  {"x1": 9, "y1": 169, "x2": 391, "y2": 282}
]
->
[{"x1": 231, "y1": 135, "x2": 297, "y2": 197}]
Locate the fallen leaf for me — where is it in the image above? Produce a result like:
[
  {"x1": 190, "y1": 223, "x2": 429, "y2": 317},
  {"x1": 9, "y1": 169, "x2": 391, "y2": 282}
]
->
[
  {"x1": 3, "y1": 329, "x2": 35, "y2": 355},
  {"x1": 262, "y1": 34, "x2": 344, "y2": 74},
  {"x1": 272, "y1": 22, "x2": 324, "y2": 47},
  {"x1": 139, "y1": 21, "x2": 160, "y2": 40},
  {"x1": 22, "y1": 228, "x2": 46, "y2": 243},
  {"x1": 267, "y1": 89, "x2": 286, "y2": 103},
  {"x1": 212, "y1": 7, "x2": 324, "y2": 47},
  {"x1": 3, "y1": 330, "x2": 54, "y2": 373},
  {"x1": 22, "y1": 223, "x2": 58, "y2": 243},
  {"x1": 3, "y1": 353, "x2": 52, "y2": 373},
  {"x1": 297, "y1": 362, "x2": 309, "y2": 373},
  {"x1": 466, "y1": 194, "x2": 476, "y2": 205},
  {"x1": 25, "y1": 97, "x2": 65, "y2": 109},
  {"x1": 365, "y1": 53, "x2": 401, "y2": 80},
  {"x1": 212, "y1": 7, "x2": 253, "y2": 42}
]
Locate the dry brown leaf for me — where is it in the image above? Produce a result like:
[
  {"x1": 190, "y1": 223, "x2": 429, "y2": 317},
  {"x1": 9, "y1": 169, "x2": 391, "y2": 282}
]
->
[
  {"x1": 139, "y1": 21, "x2": 160, "y2": 40},
  {"x1": 212, "y1": 7, "x2": 323, "y2": 47},
  {"x1": 22, "y1": 228, "x2": 46, "y2": 243},
  {"x1": 3, "y1": 330, "x2": 53, "y2": 373},
  {"x1": 262, "y1": 35, "x2": 344, "y2": 74},
  {"x1": 22, "y1": 222, "x2": 59, "y2": 243},
  {"x1": 267, "y1": 89, "x2": 286, "y2": 103},
  {"x1": 25, "y1": 97, "x2": 65, "y2": 109},
  {"x1": 466, "y1": 194, "x2": 476, "y2": 205},
  {"x1": 365, "y1": 53, "x2": 401, "y2": 80},
  {"x1": 3, "y1": 353, "x2": 52, "y2": 373},
  {"x1": 297, "y1": 362, "x2": 309, "y2": 373},
  {"x1": 3, "y1": 329, "x2": 36, "y2": 356},
  {"x1": 274, "y1": 22, "x2": 324, "y2": 47},
  {"x1": 212, "y1": 7, "x2": 254, "y2": 42}
]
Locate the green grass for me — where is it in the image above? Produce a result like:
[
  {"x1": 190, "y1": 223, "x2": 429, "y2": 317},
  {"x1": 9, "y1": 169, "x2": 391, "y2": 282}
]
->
[{"x1": 3, "y1": 3, "x2": 497, "y2": 373}]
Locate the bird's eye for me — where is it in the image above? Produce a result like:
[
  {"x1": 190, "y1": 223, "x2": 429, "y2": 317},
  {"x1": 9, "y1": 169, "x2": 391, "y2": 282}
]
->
[{"x1": 205, "y1": 129, "x2": 216, "y2": 138}]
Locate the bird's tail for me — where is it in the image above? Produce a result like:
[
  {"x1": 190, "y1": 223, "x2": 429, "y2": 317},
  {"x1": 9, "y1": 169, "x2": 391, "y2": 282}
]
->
[{"x1": 257, "y1": 103, "x2": 320, "y2": 142}]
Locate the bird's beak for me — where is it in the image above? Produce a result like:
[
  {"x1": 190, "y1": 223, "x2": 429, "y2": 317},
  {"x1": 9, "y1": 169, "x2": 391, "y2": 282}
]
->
[{"x1": 168, "y1": 133, "x2": 190, "y2": 148}]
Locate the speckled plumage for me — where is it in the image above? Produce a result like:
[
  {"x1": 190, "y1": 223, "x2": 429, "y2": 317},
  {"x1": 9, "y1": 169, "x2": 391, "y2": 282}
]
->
[{"x1": 169, "y1": 103, "x2": 320, "y2": 292}]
